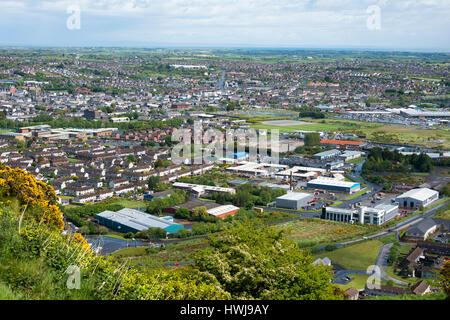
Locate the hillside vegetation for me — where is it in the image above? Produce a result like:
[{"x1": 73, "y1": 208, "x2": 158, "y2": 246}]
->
[{"x1": 0, "y1": 164, "x2": 347, "y2": 300}]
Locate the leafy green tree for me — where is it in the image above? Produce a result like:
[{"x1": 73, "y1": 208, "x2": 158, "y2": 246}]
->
[
  {"x1": 304, "y1": 132, "x2": 321, "y2": 146},
  {"x1": 192, "y1": 223, "x2": 345, "y2": 300},
  {"x1": 147, "y1": 175, "x2": 160, "y2": 191},
  {"x1": 192, "y1": 206, "x2": 209, "y2": 221},
  {"x1": 175, "y1": 207, "x2": 190, "y2": 219}
]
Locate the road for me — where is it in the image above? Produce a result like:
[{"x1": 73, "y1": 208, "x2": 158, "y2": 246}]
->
[
  {"x1": 328, "y1": 199, "x2": 448, "y2": 285},
  {"x1": 376, "y1": 243, "x2": 408, "y2": 286}
]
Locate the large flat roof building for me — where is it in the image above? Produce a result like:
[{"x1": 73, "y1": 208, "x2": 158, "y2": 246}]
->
[
  {"x1": 307, "y1": 177, "x2": 361, "y2": 194},
  {"x1": 276, "y1": 192, "x2": 314, "y2": 210},
  {"x1": 321, "y1": 203, "x2": 399, "y2": 226},
  {"x1": 97, "y1": 208, "x2": 184, "y2": 234}
]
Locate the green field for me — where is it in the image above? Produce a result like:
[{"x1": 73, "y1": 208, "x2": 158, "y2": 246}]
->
[
  {"x1": 314, "y1": 239, "x2": 384, "y2": 270},
  {"x1": 64, "y1": 197, "x2": 147, "y2": 211},
  {"x1": 250, "y1": 118, "x2": 450, "y2": 148},
  {"x1": 336, "y1": 274, "x2": 370, "y2": 291},
  {"x1": 275, "y1": 218, "x2": 374, "y2": 247},
  {"x1": 250, "y1": 118, "x2": 383, "y2": 134},
  {"x1": 342, "y1": 189, "x2": 371, "y2": 201},
  {"x1": 111, "y1": 238, "x2": 209, "y2": 266}
]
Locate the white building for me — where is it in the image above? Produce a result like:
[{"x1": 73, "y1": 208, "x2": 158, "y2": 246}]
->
[
  {"x1": 276, "y1": 192, "x2": 314, "y2": 210},
  {"x1": 395, "y1": 188, "x2": 439, "y2": 209},
  {"x1": 321, "y1": 203, "x2": 399, "y2": 226}
]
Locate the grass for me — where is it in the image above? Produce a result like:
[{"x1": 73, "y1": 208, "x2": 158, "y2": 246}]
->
[
  {"x1": 0, "y1": 281, "x2": 23, "y2": 299},
  {"x1": 342, "y1": 189, "x2": 370, "y2": 201},
  {"x1": 314, "y1": 238, "x2": 384, "y2": 270},
  {"x1": 426, "y1": 197, "x2": 449, "y2": 211},
  {"x1": 112, "y1": 238, "x2": 209, "y2": 266},
  {"x1": 64, "y1": 197, "x2": 147, "y2": 211},
  {"x1": 102, "y1": 232, "x2": 131, "y2": 241},
  {"x1": 336, "y1": 274, "x2": 370, "y2": 291},
  {"x1": 275, "y1": 218, "x2": 374, "y2": 246},
  {"x1": 346, "y1": 157, "x2": 365, "y2": 164},
  {"x1": 250, "y1": 117, "x2": 450, "y2": 149},
  {"x1": 435, "y1": 209, "x2": 450, "y2": 220},
  {"x1": 366, "y1": 293, "x2": 447, "y2": 300},
  {"x1": 250, "y1": 118, "x2": 383, "y2": 134}
]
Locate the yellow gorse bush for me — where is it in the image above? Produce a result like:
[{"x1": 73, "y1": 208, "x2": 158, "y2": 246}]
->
[{"x1": 0, "y1": 165, "x2": 64, "y2": 231}]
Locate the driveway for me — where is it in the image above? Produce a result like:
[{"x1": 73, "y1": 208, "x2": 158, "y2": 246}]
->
[{"x1": 376, "y1": 243, "x2": 408, "y2": 286}]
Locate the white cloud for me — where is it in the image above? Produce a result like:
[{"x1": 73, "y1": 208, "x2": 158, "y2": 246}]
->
[{"x1": 0, "y1": 0, "x2": 448, "y2": 49}]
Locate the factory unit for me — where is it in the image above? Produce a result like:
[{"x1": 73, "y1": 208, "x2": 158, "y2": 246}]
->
[
  {"x1": 226, "y1": 161, "x2": 288, "y2": 177},
  {"x1": 275, "y1": 166, "x2": 326, "y2": 181},
  {"x1": 96, "y1": 208, "x2": 184, "y2": 234},
  {"x1": 321, "y1": 203, "x2": 399, "y2": 226},
  {"x1": 275, "y1": 192, "x2": 315, "y2": 210},
  {"x1": 395, "y1": 188, "x2": 439, "y2": 209},
  {"x1": 307, "y1": 177, "x2": 361, "y2": 194},
  {"x1": 339, "y1": 151, "x2": 364, "y2": 161},
  {"x1": 313, "y1": 149, "x2": 341, "y2": 160},
  {"x1": 172, "y1": 182, "x2": 236, "y2": 196}
]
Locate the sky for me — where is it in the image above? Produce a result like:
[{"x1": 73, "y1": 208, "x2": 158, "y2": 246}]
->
[{"x1": 1, "y1": 0, "x2": 449, "y2": 51}]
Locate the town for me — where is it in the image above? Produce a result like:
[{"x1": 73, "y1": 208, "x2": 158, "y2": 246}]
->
[{"x1": 0, "y1": 48, "x2": 448, "y2": 301}]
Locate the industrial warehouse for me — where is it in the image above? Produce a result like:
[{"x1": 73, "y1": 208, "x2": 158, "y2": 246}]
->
[
  {"x1": 276, "y1": 192, "x2": 315, "y2": 210},
  {"x1": 96, "y1": 208, "x2": 184, "y2": 234},
  {"x1": 307, "y1": 177, "x2": 361, "y2": 194},
  {"x1": 395, "y1": 188, "x2": 440, "y2": 209}
]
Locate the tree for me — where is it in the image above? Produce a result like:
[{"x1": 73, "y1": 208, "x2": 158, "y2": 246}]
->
[
  {"x1": 127, "y1": 154, "x2": 136, "y2": 163},
  {"x1": 147, "y1": 175, "x2": 160, "y2": 191},
  {"x1": 192, "y1": 223, "x2": 345, "y2": 300},
  {"x1": 441, "y1": 260, "x2": 450, "y2": 299},
  {"x1": 145, "y1": 227, "x2": 167, "y2": 239},
  {"x1": 175, "y1": 207, "x2": 190, "y2": 219},
  {"x1": 304, "y1": 132, "x2": 321, "y2": 146},
  {"x1": 192, "y1": 206, "x2": 209, "y2": 221}
]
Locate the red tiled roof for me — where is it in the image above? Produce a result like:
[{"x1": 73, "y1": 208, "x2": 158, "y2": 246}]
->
[{"x1": 320, "y1": 139, "x2": 363, "y2": 146}]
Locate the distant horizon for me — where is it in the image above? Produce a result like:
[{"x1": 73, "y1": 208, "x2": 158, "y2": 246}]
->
[
  {"x1": 1, "y1": 1, "x2": 449, "y2": 52},
  {"x1": 0, "y1": 45, "x2": 449, "y2": 54}
]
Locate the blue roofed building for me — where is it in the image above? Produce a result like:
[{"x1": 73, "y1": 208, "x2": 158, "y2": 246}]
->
[{"x1": 307, "y1": 177, "x2": 361, "y2": 194}]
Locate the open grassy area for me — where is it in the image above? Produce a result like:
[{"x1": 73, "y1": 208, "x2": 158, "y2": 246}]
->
[
  {"x1": 336, "y1": 274, "x2": 370, "y2": 291},
  {"x1": 250, "y1": 118, "x2": 383, "y2": 134},
  {"x1": 365, "y1": 293, "x2": 447, "y2": 300},
  {"x1": 435, "y1": 208, "x2": 450, "y2": 220},
  {"x1": 112, "y1": 238, "x2": 209, "y2": 266},
  {"x1": 342, "y1": 189, "x2": 371, "y2": 201},
  {"x1": 314, "y1": 238, "x2": 384, "y2": 270},
  {"x1": 64, "y1": 197, "x2": 147, "y2": 211},
  {"x1": 250, "y1": 117, "x2": 450, "y2": 148},
  {"x1": 275, "y1": 218, "x2": 374, "y2": 247},
  {"x1": 346, "y1": 157, "x2": 366, "y2": 164}
]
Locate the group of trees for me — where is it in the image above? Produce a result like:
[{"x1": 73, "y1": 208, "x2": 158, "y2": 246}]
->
[
  {"x1": 192, "y1": 223, "x2": 345, "y2": 300},
  {"x1": 208, "y1": 184, "x2": 287, "y2": 209},
  {"x1": 174, "y1": 206, "x2": 218, "y2": 223},
  {"x1": 362, "y1": 147, "x2": 434, "y2": 176},
  {"x1": 145, "y1": 189, "x2": 189, "y2": 216},
  {"x1": 134, "y1": 227, "x2": 167, "y2": 240},
  {"x1": 297, "y1": 106, "x2": 325, "y2": 119},
  {"x1": 2, "y1": 115, "x2": 184, "y2": 134}
]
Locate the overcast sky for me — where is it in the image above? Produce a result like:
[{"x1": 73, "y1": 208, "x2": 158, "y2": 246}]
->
[{"x1": 1, "y1": 0, "x2": 449, "y2": 51}]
